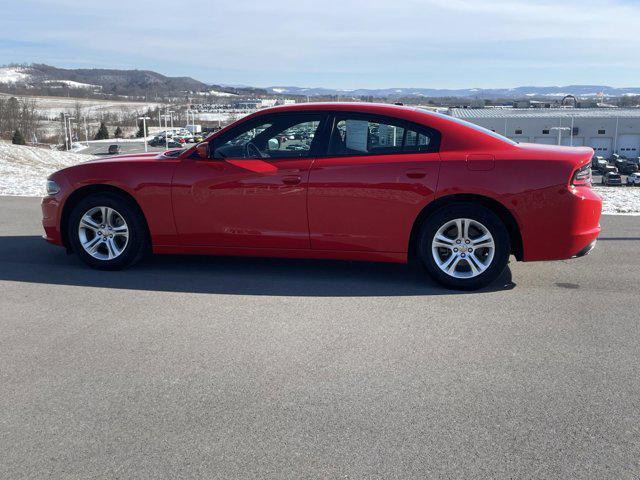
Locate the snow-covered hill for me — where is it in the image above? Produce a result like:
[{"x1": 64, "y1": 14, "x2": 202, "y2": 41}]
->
[{"x1": 0, "y1": 142, "x2": 93, "y2": 196}]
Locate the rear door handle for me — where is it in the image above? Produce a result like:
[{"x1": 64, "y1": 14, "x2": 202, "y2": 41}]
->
[
  {"x1": 406, "y1": 170, "x2": 427, "y2": 179},
  {"x1": 282, "y1": 175, "x2": 302, "y2": 185}
]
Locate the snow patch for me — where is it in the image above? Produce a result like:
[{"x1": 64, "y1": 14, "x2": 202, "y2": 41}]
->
[
  {"x1": 593, "y1": 186, "x2": 640, "y2": 215},
  {"x1": 0, "y1": 142, "x2": 94, "y2": 196},
  {"x1": 0, "y1": 66, "x2": 30, "y2": 83},
  {"x1": 43, "y1": 79, "x2": 101, "y2": 89}
]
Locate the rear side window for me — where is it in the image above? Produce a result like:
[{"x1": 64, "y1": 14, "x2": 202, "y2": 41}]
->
[{"x1": 327, "y1": 115, "x2": 436, "y2": 156}]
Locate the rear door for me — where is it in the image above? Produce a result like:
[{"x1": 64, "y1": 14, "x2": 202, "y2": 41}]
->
[{"x1": 307, "y1": 113, "x2": 441, "y2": 253}]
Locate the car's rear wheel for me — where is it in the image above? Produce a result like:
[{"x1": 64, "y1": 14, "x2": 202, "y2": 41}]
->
[
  {"x1": 417, "y1": 203, "x2": 510, "y2": 290},
  {"x1": 68, "y1": 193, "x2": 148, "y2": 270}
]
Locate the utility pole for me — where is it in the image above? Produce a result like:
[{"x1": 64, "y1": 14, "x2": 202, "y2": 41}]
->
[
  {"x1": 83, "y1": 117, "x2": 89, "y2": 147},
  {"x1": 67, "y1": 116, "x2": 75, "y2": 150},
  {"x1": 61, "y1": 113, "x2": 68, "y2": 151},
  {"x1": 138, "y1": 116, "x2": 150, "y2": 152}
]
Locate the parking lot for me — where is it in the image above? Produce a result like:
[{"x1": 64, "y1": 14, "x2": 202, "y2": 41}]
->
[{"x1": 1, "y1": 196, "x2": 639, "y2": 478}]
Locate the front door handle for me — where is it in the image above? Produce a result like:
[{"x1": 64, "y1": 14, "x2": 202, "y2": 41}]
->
[{"x1": 282, "y1": 175, "x2": 302, "y2": 185}]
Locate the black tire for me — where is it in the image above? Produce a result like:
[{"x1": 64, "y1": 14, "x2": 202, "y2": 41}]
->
[
  {"x1": 417, "y1": 203, "x2": 510, "y2": 290},
  {"x1": 68, "y1": 192, "x2": 148, "y2": 270}
]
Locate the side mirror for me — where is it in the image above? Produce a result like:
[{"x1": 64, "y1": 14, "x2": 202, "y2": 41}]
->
[{"x1": 195, "y1": 142, "x2": 210, "y2": 159}]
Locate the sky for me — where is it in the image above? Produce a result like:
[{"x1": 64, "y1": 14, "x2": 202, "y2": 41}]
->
[{"x1": 0, "y1": 0, "x2": 638, "y2": 90}]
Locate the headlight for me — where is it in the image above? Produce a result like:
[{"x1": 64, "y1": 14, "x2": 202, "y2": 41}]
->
[{"x1": 46, "y1": 180, "x2": 60, "y2": 195}]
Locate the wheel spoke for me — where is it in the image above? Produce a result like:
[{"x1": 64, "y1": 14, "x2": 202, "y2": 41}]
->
[
  {"x1": 80, "y1": 216, "x2": 100, "y2": 232},
  {"x1": 467, "y1": 253, "x2": 485, "y2": 274},
  {"x1": 101, "y1": 207, "x2": 113, "y2": 226},
  {"x1": 83, "y1": 235, "x2": 102, "y2": 254},
  {"x1": 444, "y1": 254, "x2": 461, "y2": 274},
  {"x1": 105, "y1": 238, "x2": 118, "y2": 259},
  {"x1": 454, "y1": 219, "x2": 463, "y2": 239},
  {"x1": 471, "y1": 233, "x2": 492, "y2": 246},
  {"x1": 112, "y1": 225, "x2": 128, "y2": 236},
  {"x1": 462, "y1": 219, "x2": 471, "y2": 239}
]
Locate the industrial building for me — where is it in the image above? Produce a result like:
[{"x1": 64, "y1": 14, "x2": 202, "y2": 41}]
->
[{"x1": 448, "y1": 108, "x2": 640, "y2": 159}]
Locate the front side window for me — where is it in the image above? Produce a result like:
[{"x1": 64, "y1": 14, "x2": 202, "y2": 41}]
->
[
  {"x1": 328, "y1": 116, "x2": 433, "y2": 156},
  {"x1": 213, "y1": 114, "x2": 322, "y2": 159}
]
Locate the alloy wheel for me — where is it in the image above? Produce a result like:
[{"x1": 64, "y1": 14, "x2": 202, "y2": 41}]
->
[
  {"x1": 431, "y1": 218, "x2": 495, "y2": 278},
  {"x1": 78, "y1": 206, "x2": 129, "y2": 261}
]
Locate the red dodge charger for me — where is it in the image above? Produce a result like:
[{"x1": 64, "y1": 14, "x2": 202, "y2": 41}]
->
[{"x1": 42, "y1": 103, "x2": 602, "y2": 289}]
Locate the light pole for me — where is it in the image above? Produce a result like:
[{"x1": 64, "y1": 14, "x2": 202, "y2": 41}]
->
[
  {"x1": 550, "y1": 126, "x2": 570, "y2": 146},
  {"x1": 138, "y1": 116, "x2": 151, "y2": 152},
  {"x1": 162, "y1": 114, "x2": 170, "y2": 149},
  {"x1": 168, "y1": 110, "x2": 175, "y2": 131}
]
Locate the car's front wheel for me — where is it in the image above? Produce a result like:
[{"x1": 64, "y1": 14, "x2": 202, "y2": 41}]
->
[
  {"x1": 417, "y1": 204, "x2": 511, "y2": 290},
  {"x1": 68, "y1": 192, "x2": 148, "y2": 270}
]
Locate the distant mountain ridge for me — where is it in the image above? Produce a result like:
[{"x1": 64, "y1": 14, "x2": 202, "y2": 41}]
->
[
  {"x1": 0, "y1": 64, "x2": 260, "y2": 97},
  {"x1": 2, "y1": 63, "x2": 640, "y2": 99},
  {"x1": 264, "y1": 85, "x2": 640, "y2": 99}
]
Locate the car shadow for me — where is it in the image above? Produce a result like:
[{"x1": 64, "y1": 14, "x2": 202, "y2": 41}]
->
[{"x1": 0, "y1": 236, "x2": 516, "y2": 296}]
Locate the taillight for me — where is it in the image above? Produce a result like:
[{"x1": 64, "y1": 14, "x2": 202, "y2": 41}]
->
[{"x1": 571, "y1": 163, "x2": 592, "y2": 187}]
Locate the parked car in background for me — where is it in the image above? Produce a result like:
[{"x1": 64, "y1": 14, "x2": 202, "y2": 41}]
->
[
  {"x1": 616, "y1": 161, "x2": 639, "y2": 175},
  {"x1": 108, "y1": 144, "x2": 121, "y2": 155},
  {"x1": 42, "y1": 103, "x2": 602, "y2": 290},
  {"x1": 594, "y1": 158, "x2": 607, "y2": 172},
  {"x1": 602, "y1": 172, "x2": 622, "y2": 186},
  {"x1": 601, "y1": 164, "x2": 618, "y2": 175},
  {"x1": 627, "y1": 172, "x2": 640, "y2": 186},
  {"x1": 592, "y1": 155, "x2": 604, "y2": 169}
]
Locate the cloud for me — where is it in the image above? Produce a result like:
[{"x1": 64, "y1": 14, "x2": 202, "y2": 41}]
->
[{"x1": 0, "y1": 0, "x2": 638, "y2": 88}]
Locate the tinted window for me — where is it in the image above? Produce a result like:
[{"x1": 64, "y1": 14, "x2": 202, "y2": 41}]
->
[
  {"x1": 420, "y1": 110, "x2": 516, "y2": 146},
  {"x1": 213, "y1": 114, "x2": 322, "y2": 159},
  {"x1": 328, "y1": 116, "x2": 433, "y2": 156}
]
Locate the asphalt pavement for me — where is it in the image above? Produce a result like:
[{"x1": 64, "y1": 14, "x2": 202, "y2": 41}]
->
[{"x1": 0, "y1": 196, "x2": 639, "y2": 479}]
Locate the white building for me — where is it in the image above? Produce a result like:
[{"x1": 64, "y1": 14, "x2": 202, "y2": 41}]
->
[{"x1": 448, "y1": 108, "x2": 640, "y2": 159}]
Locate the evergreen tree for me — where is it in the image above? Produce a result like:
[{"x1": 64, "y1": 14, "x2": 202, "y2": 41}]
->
[
  {"x1": 135, "y1": 120, "x2": 147, "y2": 138},
  {"x1": 12, "y1": 129, "x2": 26, "y2": 145},
  {"x1": 94, "y1": 122, "x2": 109, "y2": 140},
  {"x1": 114, "y1": 126, "x2": 123, "y2": 138}
]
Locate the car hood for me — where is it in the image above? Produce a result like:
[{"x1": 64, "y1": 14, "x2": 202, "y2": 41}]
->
[{"x1": 85, "y1": 150, "x2": 184, "y2": 163}]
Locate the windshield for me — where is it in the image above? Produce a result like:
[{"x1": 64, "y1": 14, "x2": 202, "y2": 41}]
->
[{"x1": 419, "y1": 109, "x2": 517, "y2": 145}]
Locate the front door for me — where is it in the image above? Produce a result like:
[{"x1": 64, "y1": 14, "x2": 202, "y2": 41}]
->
[{"x1": 172, "y1": 113, "x2": 325, "y2": 249}]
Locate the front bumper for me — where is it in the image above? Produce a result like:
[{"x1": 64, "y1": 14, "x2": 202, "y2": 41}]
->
[{"x1": 41, "y1": 195, "x2": 64, "y2": 246}]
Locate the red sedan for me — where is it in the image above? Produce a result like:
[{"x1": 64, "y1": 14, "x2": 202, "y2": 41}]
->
[{"x1": 42, "y1": 103, "x2": 601, "y2": 289}]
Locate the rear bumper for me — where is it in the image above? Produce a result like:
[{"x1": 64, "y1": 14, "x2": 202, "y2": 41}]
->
[
  {"x1": 571, "y1": 239, "x2": 597, "y2": 258},
  {"x1": 520, "y1": 185, "x2": 602, "y2": 261}
]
